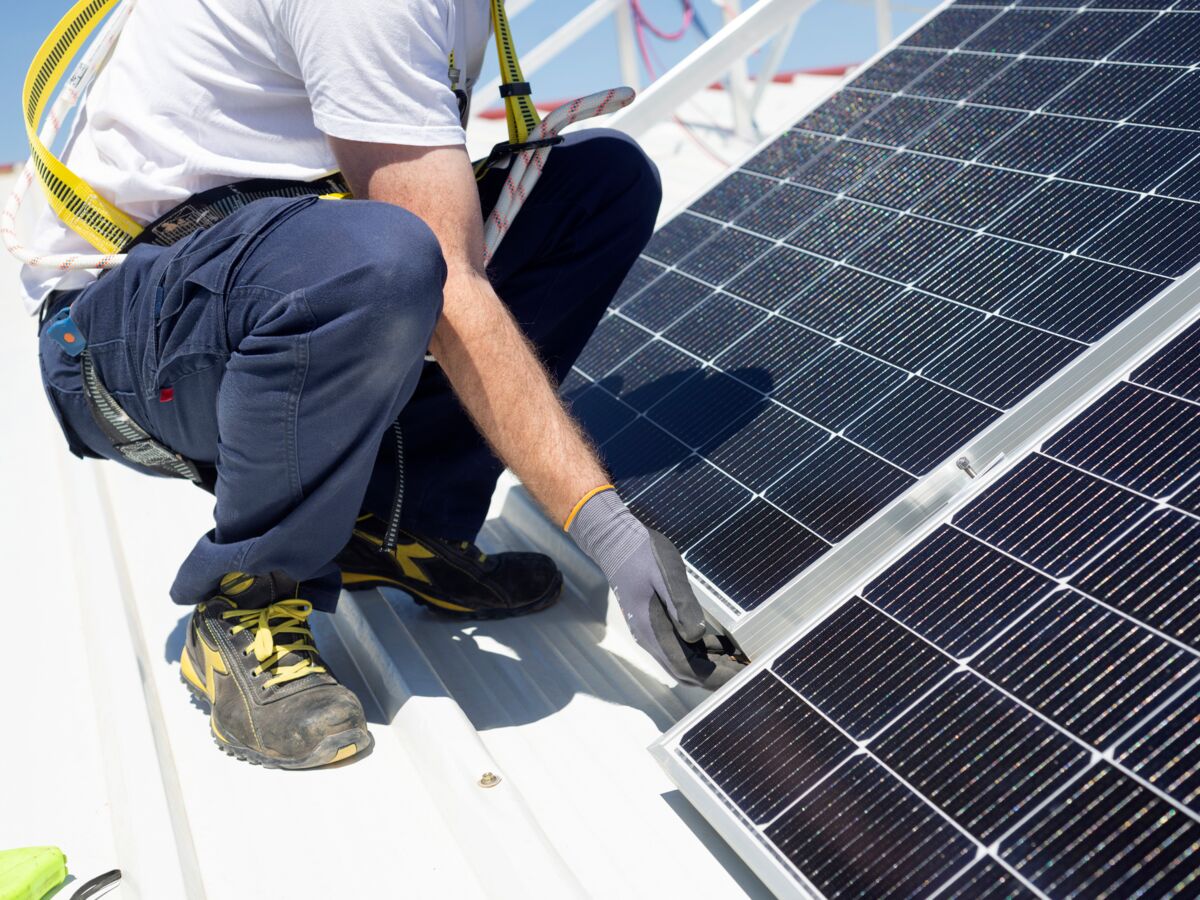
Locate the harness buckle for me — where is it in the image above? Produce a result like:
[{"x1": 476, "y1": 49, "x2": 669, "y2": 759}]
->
[{"x1": 476, "y1": 135, "x2": 564, "y2": 178}]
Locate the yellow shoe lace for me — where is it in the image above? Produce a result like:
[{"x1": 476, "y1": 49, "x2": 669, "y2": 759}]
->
[{"x1": 222, "y1": 599, "x2": 328, "y2": 688}]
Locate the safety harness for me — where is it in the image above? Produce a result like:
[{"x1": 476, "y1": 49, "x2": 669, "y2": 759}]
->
[{"x1": 14, "y1": 0, "x2": 636, "y2": 541}]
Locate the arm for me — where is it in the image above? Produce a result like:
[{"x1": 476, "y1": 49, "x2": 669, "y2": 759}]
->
[
  {"x1": 330, "y1": 139, "x2": 606, "y2": 525},
  {"x1": 330, "y1": 138, "x2": 741, "y2": 687}
]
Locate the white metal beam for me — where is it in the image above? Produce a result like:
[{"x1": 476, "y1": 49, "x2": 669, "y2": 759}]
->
[{"x1": 605, "y1": 0, "x2": 819, "y2": 139}]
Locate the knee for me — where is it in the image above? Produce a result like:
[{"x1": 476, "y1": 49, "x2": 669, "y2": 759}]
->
[
  {"x1": 350, "y1": 202, "x2": 447, "y2": 323},
  {"x1": 581, "y1": 130, "x2": 662, "y2": 227}
]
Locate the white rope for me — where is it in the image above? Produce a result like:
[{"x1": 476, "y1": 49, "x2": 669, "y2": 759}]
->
[
  {"x1": 3, "y1": 0, "x2": 137, "y2": 271},
  {"x1": 483, "y1": 87, "x2": 636, "y2": 264}
]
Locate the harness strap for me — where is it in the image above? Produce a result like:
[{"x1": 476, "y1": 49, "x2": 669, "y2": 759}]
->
[{"x1": 80, "y1": 349, "x2": 210, "y2": 486}]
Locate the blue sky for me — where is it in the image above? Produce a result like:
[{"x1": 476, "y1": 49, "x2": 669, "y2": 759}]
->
[{"x1": 0, "y1": 0, "x2": 935, "y2": 162}]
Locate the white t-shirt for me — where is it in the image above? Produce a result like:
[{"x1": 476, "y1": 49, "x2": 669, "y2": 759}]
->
[{"x1": 20, "y1": 0, "x2": 493, "y2": 312}]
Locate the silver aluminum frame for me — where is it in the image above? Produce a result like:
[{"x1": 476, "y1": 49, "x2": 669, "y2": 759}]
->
[
  {"x1": 610, "y1": 0, "x2": 1200, "y2": 658},
  {"x1": 651, "y1": 298, "x2": 1200, "y2": 899}
]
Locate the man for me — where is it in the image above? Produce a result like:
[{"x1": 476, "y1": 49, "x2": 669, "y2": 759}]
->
[{"x1": 27, "y1": 0, "x2": 741, "y2": 769}]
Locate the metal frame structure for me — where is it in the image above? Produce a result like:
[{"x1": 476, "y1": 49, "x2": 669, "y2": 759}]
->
[
  {"x1": 477, "y1": 0, "x2": 900, "y2": 145},
  {"x1": 650, "y1": 297, "x2": 1200, "y2": 899},
  {"x1": 600, "y1": 0, "x2": 1200, "y2": 658}
]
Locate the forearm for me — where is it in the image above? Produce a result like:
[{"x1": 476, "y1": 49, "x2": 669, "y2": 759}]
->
[
  {"x1": 429, "y1": 270, "x2": 608, "y2": 524},
  {"x1": 329, "y1": 138, "x2": 609, "y2": 524}
]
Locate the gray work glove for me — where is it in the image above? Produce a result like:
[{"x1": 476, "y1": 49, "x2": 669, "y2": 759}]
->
[{"x1": 568, "y1": 488, "x2": 744, "y2": 689}]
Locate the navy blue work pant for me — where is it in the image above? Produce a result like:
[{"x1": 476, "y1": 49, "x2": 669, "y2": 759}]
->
[{"x1": 38, "y1": 130, "x2": 662, "y2": 610}]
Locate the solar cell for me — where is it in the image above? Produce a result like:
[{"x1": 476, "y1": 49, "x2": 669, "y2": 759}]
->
[
  {"x1": 676, "y1": 227, "x2": 773, "y2": 285},
  {"x1": 688, "y1": 171, "x2": 777, "y2": 221},
  {"x1": 842, "y1": 377, "x2": 1000, "y2": 474},
  {"x1": 1030, "y1": 10, "x2": 1154, "y2": 60},
  {"x1": 964, "y1": 8, "x2": 1071, "y2": 53},
  {"x1": 793, "y1": 140, "x2": 892, "y2": 192},
  {"x1": 977, "y1": 113, "x2": 1111, "y2": 174},
  {"x1": 766, "y1": 755, "x2": 977, "y2": 898},
  {"x1": 660, "y1": 293, "x2": 767, "y2": 360},
  {"x1": 782, "y1": 265, "x2": 902, "y2": 336},
  {"x1": 686, "y1": 499, "x2": 832, "y2": 611},
  {"x1": 642, "y1": 212, "x2": 720, "y2": 265},
  {"x1": 843, "y1": 290, "x2": 983, "y2": 369},
  {"x1": 1070, "y1": 508, "x2": 1200, "y2": 650},
  {"x1": 1060, "y1": 124, "x2": 1200, "y2": 193},
  {"x1": 795, "y1": 89, "x2": 889, "y2": 136},
  {"x1": 847, "y1": 151, "x2": 962, "y2": 210},
  {"x1": 969, "y1": 57, "x2": 1087, "y2": 109},
  {"x1": 999, "y1": 257, "x2": 1170, "y2": 342},
  {"x1": 917, "y1": 235, "x2": 1060, "y2": 310},
  {"x1": 988, "y1": 179, "x2": 1135, "y2": 251},
  {"x1": 1044, "y1": 63, "x2": 1179, "y2": 121},
  {"x1": 847, "y1": 95, "x2": 951, "y2": 146},
  {"x1": 766, "y1": 439, "x2": 915, "y2": 542},
  {"x1": 913, "y1": 164, "x2": 1040, "y2": 228},
  {"x1": 583, "y1": 0, "x2": 1200, "y2": 641},
  {"x1": 773, "y1": 344, "x2": 905, "y2": 429},
  {"x1": 863, "y1": 524, "x2": 1055, "y2": 657},
  {"x1": 871, "y1": 672, "x2": 1090, "y2": 840},
  {"x1": 659, "y1": 320, "x2": 1200, "y2": 898},
  {"x1": 847, "y1": 215, "x2": 972, "y2": 281},
  {"x1": 849, "y1": 47, "x2": 944, "y2": 92},
  {"x1": 772, "y1": 598, "x2": 955, "y2": 739},
  {"x1": 1000, "y1": 765, "x2": 1200, "y2": 897},
  {"x1": 725, "y1": 246, "x2": 833, "y2": 309},
  {"x1": 628, "y1": 456, "x2": 750, "y2": 550},
  {"x1": 906, "y1": 51, "x2": 1008, "y2": 99},
  {"x1": 741, "y1": 130, "x2": 834, "y2": 178},
  {"x1": 678, "y1": 672, "x2": 854, "y2": 823},
  {"x1": 732, "y1": 183, "x2": 830, "y2": 239},
  {"x1": 974, "y1": 589, "x2": 1197, "y2": 747},
  {"x1": 618, "y1": 271, "x2": 711, "y2": 332},
  {"x1": 922, "y1": 317, "x2": 1085, "y2": 409},
  {"x1": 1129, "y1": 70, "x2": 1200, "y2": 130},
  {"x1": 1110, "y1": 12, "x2": 1200, "y2": 66},
  {"x1": 910, "y1": 104, "x2": 1024, "y2": 159},
  {"x1": 1115, "y1": 689, "x2": 1200, "y2": 815},
  {"x1": 940, "y1": 859, "x2": 1036, "y2": 900}
]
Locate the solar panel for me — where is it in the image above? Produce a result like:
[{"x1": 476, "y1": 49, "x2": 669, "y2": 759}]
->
[
  {"x1": 654, "y1": 315, "x2": 1200, "y2": 899},
  {"x1": 566, "y1": 0, "x2": 1200, "y2": 652}
]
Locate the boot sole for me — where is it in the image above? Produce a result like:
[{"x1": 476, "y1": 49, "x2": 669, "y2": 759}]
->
[
  {"x1": 341, "y1": 571, "x2": 563, "y2": 620},
  {"x1": 180, "y1": 662, "x2": 372, "y2": 770}
]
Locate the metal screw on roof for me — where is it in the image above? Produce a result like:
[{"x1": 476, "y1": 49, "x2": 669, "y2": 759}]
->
[
  {"x1": 956, "y1": 457, "x2": 977, "y2": 479},
  {"x1": 478, "y1": 772, "x2": 501, "y2": 788}
]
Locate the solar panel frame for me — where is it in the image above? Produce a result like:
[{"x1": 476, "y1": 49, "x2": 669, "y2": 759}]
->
[
  {"x1": 579, "y1": 0, "x2": 1200, "y2": 663},
  {"x1": 653, "y1": 307, "x2": 1200, "y2": 900}
]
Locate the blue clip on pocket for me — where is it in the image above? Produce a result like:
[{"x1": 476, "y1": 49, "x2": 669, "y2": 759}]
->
[{"x1": 46, "y1": 308, "x2": 88, "y2": 357}]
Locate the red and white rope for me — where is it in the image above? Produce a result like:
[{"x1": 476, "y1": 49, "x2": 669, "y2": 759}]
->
[
  {"x1": 4, "y1": 0, "x2": 138, "y2": 271},
  {"x1": 483, "y1": 87, "x2": 636, "y2": 263}
]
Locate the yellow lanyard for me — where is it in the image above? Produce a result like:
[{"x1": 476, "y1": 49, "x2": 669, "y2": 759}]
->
[
  {"x1": 24, "y1": 0, "x2": 540, "y2": 254},
  {"x1": 23, "y1": 0, "x2": 145, "y2": 254}
]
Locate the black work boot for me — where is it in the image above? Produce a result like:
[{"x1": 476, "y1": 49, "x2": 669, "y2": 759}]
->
[
  {"x1": 180, "y1": 572, "x2": 372, "y2": 769},
  {"x1": 336, "y1": 514, "x2": 563, "y2": 618}
]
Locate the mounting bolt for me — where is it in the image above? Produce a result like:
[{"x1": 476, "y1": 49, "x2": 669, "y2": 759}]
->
[
  {"x1": 956, "y1": 457, "x2": 977, "y2": 479},
  {"x1": 478, "y1": 772, "x2": 501, "y2": 788}
]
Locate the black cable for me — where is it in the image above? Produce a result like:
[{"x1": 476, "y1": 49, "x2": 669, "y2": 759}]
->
[{"x1": 70, "y1": 870, "x2": 122, "y2": 900}]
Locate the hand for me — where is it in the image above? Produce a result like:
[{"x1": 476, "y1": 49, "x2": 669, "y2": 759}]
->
[{"x1": 567, "y1": 487, "x2": 745, "y2": 688}]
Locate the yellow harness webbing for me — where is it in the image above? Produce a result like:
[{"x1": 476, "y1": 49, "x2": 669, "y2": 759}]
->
[
  {"x1": 489, "y1": 0, "x2": 541, "y2": 147},
  {"x1": 25, "y1": 0, "x2": 540, "y2": 255},
  {"x1": 23, "y1": 0, "x2": 144, "y2": 254}
]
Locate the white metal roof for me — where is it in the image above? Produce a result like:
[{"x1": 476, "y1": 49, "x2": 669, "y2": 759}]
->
[{"x1": 0, "y1": 72, "x2": 836, "y2": 900}]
